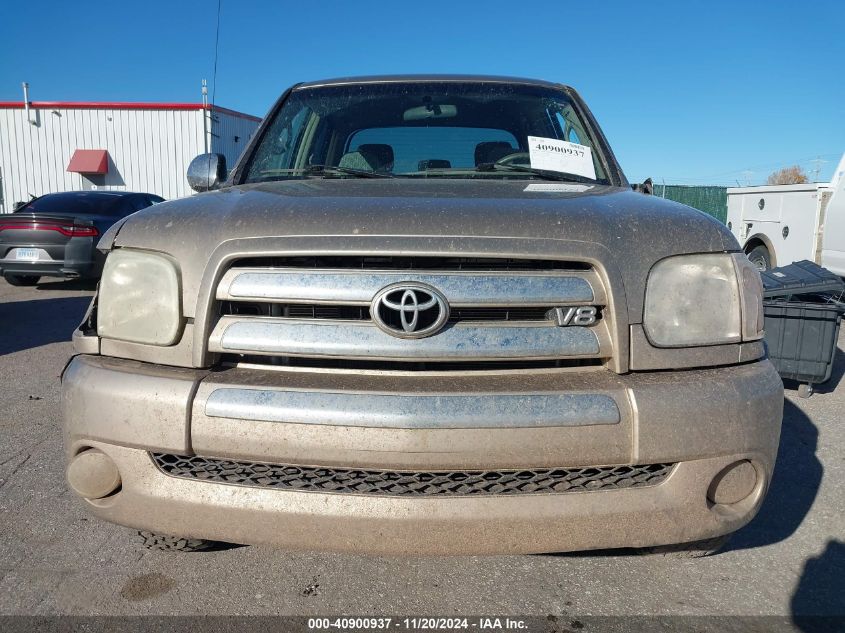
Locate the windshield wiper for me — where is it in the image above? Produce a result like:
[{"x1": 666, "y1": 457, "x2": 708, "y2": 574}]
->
[
  {"x1": 304, "y1": 165, "x2": 394, "y2": 179},
  {"x1": 257, "y1": 165, "x2": 394, "y2": 180},
  {"x1": 476, "y1": 163, "x2": 595, "y2": 184}
]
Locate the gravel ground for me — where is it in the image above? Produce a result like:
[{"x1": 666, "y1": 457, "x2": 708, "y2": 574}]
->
[{"x1": 0, "y1": 278, "x2": 842, "y2": 625}]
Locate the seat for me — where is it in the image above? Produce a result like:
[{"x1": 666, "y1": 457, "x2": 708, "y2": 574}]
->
[
  {"x1": 474, "y1": 141, "x2": 516, "y2": 166},
  {"x1": 339, "y1": 144, "x2": 394, "y2": 172}
]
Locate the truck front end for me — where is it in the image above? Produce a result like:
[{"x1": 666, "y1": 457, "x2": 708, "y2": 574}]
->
[{"x1": 61, "y1": 77, "x2": 783, "y2": 555}]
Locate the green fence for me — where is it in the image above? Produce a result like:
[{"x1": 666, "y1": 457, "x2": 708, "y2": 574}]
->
[{"x1": 654, "y1": 184, "x2": 727, "y2": 223}]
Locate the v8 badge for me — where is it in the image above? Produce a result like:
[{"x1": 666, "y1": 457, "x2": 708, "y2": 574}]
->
[{"x1": 548, "y1": 306, "x2": 598, "y2": 326}]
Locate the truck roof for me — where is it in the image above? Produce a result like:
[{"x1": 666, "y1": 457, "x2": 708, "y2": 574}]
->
[{"x1": 295, "y1": 74, "x2": 570, "y2": 90}]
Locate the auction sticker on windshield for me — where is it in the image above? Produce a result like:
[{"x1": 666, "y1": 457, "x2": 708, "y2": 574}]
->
[{"x1": 527, "y1": 136, "x2": 596, "y2": 179}]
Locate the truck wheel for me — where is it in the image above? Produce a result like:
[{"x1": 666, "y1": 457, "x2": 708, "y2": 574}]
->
[
  {"x1": 136, "y1": 530, "x2": 220, "y2": 552},
  {"x1": 4, "y1": 274, "x2": 41, "y2": 286},
  {"x1": 638, "y1": 534, "x2": 731, "y2": 558},
  {"x1": 746, "y1": 245, "x2": 771, "y2": 271}
]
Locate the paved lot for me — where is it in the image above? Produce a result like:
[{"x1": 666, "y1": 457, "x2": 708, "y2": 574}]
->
[{"x1": 0, "y1": 278, "x2": 843, "y2": 623}]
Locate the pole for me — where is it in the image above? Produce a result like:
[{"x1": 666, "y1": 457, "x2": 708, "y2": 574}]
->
[
  {"x1": 809, "y1": 156, "x2": 826, "y2": 182},
  {"x1": 22, "y1": 82, "x2": 34, "y2": 125},
  {"x1": 201, "y1": 79, "x2": 209, "y2": 154}
]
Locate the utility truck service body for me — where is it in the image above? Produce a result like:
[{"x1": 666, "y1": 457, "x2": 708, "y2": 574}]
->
[{"x1": 727, "y1": 153, "x2": 845, "y2": 274}]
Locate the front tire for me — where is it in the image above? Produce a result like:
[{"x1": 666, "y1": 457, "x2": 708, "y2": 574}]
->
[
  {"x1": 638, "y1": 534, "x2": 731, "y2": 558},
  {"x1": 4, "y1": 274, "x2": 40, "y2": 286},
  {"x1": 746, "y1": 245, "x2": 771, "y2": 271}
]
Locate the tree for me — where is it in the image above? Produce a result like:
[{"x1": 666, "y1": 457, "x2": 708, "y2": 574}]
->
[{"x1": 766, "y1": 165, "x2": 809, "y2": 185}]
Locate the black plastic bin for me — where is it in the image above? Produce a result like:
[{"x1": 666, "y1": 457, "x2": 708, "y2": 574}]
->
[
  {"x1": 759, "y1": 260, "x2": 845, "y2": 398},
  {"x1": 760, "y1": 259, "x2": 845, "y2": 299}
]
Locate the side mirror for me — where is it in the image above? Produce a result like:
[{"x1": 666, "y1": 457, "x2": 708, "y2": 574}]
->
[
  {"x1": 187, "y1": 153, "x2": 227, "y2": 192},
  {"x1": 632, "y1": 177, "x2": 653, "y2": 195}
]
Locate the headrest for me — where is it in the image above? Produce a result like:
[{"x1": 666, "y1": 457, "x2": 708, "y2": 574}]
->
[
  {"x1": 357, "y1": 144, "x2": 394, "y2": 171},
  {"x1": 474, "y1": 141, "x2": 516, "y2": 166}
]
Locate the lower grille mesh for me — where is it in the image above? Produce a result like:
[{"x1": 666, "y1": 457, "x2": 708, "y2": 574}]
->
[{"x1": 151, "y1": 453, "x2": 674, "y2": 497}]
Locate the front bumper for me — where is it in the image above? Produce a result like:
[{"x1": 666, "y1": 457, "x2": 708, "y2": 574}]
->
[
  {"x1": 0, "y1": 260, "x2": 93, "y2": 278},
  {"x1": 62, "y1": 355, "x2": 784, "y2": 554}
]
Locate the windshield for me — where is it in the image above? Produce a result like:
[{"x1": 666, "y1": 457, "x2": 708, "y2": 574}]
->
[{"x1": 244, "y1": 81, "x2": 611, "y2": 184}]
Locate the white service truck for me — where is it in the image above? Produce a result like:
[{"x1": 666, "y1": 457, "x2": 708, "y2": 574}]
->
[{"x1": 727, "y1": 153, "x2": 845, "y2": 275}]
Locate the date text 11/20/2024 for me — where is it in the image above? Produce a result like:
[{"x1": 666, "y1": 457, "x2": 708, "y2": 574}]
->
[{"x1": 307, "y1": 617, "x2": 531, "y2": 630}]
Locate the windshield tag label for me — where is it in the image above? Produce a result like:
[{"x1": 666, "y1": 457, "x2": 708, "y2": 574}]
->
[{"x1": 527, "y1": 136, "x2": 596, "y2": 180}]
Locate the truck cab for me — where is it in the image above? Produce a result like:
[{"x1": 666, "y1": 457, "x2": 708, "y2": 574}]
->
[{"x1": 821, "y1": 154, "x2": 845, "y2": 276}]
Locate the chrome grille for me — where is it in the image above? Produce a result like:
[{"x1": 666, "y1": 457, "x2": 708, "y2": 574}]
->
[
  {"x1": 222, "y1": 301, "x2": 554, "y2": 322},
  {"x1": 230, "y1": 255, "x2": 592, "y2": 271},
  {"x1": 209, "y1": 256, "x2": 610, "y2": 366},
  {"x1": 152, "y1": 453, "x2": 674, "y2": 497}
]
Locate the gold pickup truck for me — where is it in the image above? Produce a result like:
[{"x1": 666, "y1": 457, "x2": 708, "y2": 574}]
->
[{"x1": 62, "y1": 75, "x2": 783, "y2": 556}]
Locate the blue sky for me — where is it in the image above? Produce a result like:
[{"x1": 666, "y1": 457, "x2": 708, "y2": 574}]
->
[{"x1": 1, "y1": 0, "x2": 842, "y2": 185}]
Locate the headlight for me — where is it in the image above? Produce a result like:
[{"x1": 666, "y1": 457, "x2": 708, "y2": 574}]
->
[
  {"x1": 643, "y1": 253, "x2": 764, "y2": 347},
  {"x1": 97, "y1": 249, "x2": 182, "y2": 345},
  {"x1": 733, "y1": 253, "x2": 765, "y2": 341}
]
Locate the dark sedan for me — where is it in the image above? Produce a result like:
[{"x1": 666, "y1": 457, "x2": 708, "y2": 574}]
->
[{"x1": 0, "y1": 190, "x2": 163, "y2": 286}]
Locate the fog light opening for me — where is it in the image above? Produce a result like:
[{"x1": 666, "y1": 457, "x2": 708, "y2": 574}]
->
[
  {"x1": 707, "y1": 460, "x2": 758, "y2": 506},
  {"x1": 67, "y1": 448, "x2": 122, "y2": 500}
]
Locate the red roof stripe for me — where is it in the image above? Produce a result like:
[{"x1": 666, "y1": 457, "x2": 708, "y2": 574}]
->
[{"x1": 0, "y1": 101, "x2": 261, "y2": 122}]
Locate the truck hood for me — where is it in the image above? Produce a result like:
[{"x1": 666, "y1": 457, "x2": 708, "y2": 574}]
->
[{"x1": 109, "y1": 179, "x2": 738, "y2": 320}]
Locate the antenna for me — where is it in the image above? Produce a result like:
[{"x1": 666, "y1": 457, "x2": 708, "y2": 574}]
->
[
  {"x1": 211, "y1": 0, "x2": 221, "y2": 108},
  {"x1": 741, "y1": 170, "x2": 754, "y2": 186},
  {"x1": 203, "y1": 0, "x2": 221, "y2": 156}
]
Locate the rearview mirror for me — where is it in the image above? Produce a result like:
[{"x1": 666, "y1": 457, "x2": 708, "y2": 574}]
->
[
  {"x1": 187, "y1": 153, "x2": 227, "y2": 192},
  {"x1": 403, "y1": 104, "x2": 457, "y2": 121}
]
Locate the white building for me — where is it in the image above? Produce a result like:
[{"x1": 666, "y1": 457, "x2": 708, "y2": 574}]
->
[{"x1": 0, "y1": 99, "x2": 261, "y2": 212}]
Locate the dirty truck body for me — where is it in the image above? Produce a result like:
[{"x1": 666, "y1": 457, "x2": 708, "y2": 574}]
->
[{"x1": 62, "y1": 76, "x2": 783, "y2": 554}]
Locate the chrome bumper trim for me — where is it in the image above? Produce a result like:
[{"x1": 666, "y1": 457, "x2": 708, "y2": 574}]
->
[
  {"x1": 209, "y1": 317, "x2": 602, "y2": 360},
  {"x1": 204, "y1": 388, "x2": 621, "y2": 428}
]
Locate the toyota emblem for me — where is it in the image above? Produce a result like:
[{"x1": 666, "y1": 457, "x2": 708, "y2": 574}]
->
[{"x1": 371, "y1": 282, "x2": 450, "y2": 339}]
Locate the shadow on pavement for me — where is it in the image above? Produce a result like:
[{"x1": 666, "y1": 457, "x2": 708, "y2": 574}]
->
[
  {"x1": 726, "y1": 398, "x2": 823, "y2": 552},
  {"x1": 791, "y1": 539, "x2": 845, "y2": 629},
  {"x1": 0, "y1": 296, "x2": 92, "y2": 355},
  {"x1": 35, "y1": 278, "x2": 98, "y2": 292}
]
